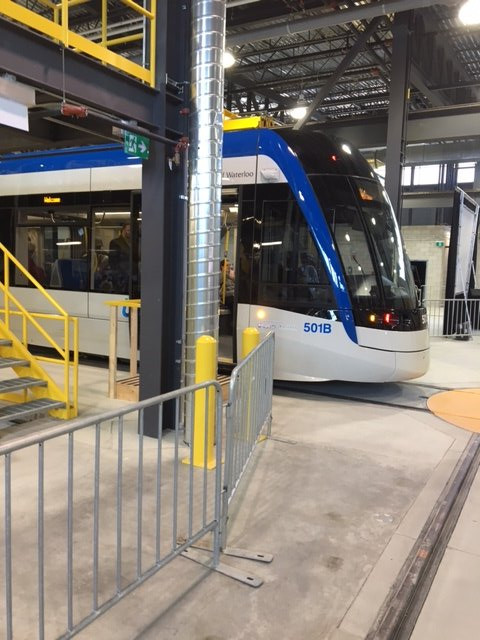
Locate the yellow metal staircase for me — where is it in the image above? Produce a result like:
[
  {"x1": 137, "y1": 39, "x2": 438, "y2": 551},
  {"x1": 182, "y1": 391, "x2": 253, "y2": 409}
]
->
[{"x1": 0, "y1": 243, "x2": 78, "y2": 424}]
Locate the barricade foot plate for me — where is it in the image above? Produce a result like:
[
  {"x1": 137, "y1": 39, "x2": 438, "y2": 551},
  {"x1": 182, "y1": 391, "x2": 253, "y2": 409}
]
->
[
  {"x1": 181, "y1": 548, "x2": 263, "y2": 587},
  {"x1": 179, "y1": 537, "x2": 273, "y2": 564},
  {"x1": 223, "y1": 546, "x2": 273, "y2": 563}
]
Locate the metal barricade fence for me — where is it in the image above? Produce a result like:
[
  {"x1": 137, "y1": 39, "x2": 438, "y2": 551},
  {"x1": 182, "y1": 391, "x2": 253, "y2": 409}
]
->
[
  {"x1": 424, "y1": 298, "x2": 480, "y2": 338},
  {"x1": 1, "y1": 381, "x2": 223, "y2": 640},
  {"x1": 221, "y1": 332, "x2": 275, "y2": 550}
]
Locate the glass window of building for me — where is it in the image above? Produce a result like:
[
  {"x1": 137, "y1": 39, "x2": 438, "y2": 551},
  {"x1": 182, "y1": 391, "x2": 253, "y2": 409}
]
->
[
  {"x1": 402, "y1": 166, "x2": 412, "y2": 186},
  {"x1": 413, "y1": 164, "x2": 442, "y2": 186},
  {"x1": 457, "y1": 162, "x2": 476, "y2": 184}
]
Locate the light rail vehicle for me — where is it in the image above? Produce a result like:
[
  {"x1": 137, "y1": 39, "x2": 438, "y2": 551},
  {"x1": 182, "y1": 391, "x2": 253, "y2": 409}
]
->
[{"x1": 0, "y1": 125, "x2": 429, "y2": 382}]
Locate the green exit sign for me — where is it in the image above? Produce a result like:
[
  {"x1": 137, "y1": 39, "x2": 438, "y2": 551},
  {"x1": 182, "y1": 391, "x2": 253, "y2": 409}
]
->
[
  {"x1": 435, "y1": 241, "x2": 444, "y2": 248},
  {"x1": 123, "y1": 131, "x2": 150, "y2": 159}
]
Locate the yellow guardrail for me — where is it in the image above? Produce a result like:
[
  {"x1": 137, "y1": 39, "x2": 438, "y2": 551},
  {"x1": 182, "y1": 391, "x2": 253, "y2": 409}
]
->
[
  {"x1": 223, "y1": 114, "x2": 276, "y2": 131},
  {"x1": 0, "y1": 242, "x2": 78, "y2": 418},
  {"x1": 1, "y1": 0, "x2": 156, "y2": 86}
]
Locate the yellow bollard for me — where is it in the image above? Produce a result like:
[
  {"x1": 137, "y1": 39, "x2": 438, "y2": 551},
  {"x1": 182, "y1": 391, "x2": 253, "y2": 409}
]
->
[
  {"x1": 242, "y1": 327, "x2": 260, "y2": 359},
  {"x1": 192, "y1": 335, "x2": 217, "y2": 469}
]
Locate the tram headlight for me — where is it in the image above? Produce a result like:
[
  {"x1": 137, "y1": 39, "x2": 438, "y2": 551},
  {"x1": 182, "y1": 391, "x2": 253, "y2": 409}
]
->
[{"x1": 257, "y1": 309, "x2": 266, "y2": 320}]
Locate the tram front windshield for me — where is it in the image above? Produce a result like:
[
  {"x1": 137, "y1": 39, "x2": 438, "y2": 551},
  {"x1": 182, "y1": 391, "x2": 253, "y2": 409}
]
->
[{"x1": 309, "y1": 175, "x2": 418, "y2": 311}]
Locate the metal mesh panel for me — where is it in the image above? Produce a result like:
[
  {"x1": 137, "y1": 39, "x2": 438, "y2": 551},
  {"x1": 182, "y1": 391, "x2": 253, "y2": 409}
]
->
[
  {"x1": 0, "y1": 382, "x2": 223, "y2": 640},
  {"x1": 221, "y1": 332, "x2": 274, "y2": 549},
  {"x1": 424, "y1": 298, "x2": 480, "y2": 337}
]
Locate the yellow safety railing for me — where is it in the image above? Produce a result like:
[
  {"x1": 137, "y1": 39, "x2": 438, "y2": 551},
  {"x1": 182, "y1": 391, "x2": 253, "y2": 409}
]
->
[
  {"x1": 0, "y1": 242, "x2": 78, "y2": 418},
  {"x1": 223, "y1": 114, "x2": 276, "y2": 131},
  {"x1": 1, "y1": 0, "x2": 156, "y2": 86}
]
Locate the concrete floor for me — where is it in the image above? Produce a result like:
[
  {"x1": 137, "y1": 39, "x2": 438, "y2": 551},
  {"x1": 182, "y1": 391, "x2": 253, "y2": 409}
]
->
[{"x1": 0, "y1": 336, "x2": 479, "y2": 639}]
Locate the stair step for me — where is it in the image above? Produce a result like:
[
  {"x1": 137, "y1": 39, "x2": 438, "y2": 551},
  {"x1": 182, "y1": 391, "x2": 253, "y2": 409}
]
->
[
  {"x1": 0, "y1": 398, "x2": 65, "y2": 423},
  {"x1": 0, "y1": 339, "x2": 12, "y2": 347},
  {"x1": 0, "y1": 377, "x2": 47, "y2": 394},
  {"x1": 0, "y1": 357, "x2": 30, "y2": 369}
]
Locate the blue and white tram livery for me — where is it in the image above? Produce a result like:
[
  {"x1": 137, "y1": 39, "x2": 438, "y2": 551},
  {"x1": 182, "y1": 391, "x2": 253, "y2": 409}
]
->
[{"x1": 0, "y1": 126, "x2": 429, "y2": 382}]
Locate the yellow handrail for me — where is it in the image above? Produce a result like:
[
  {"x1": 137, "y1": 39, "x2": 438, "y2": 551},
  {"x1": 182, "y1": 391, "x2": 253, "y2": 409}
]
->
[
  {"x1": 1, "y1": 243, "x2": 67, "y2": 317},
  {"x1": 119, "y1": 0, "x2": 154, "y2": 20},
  {"x1": 0, "y1": 242, "x2": 78, "y2": 418},
  {"x1": 105, "y1": 299, "x2": 141, "y2": 309},
  {"x1": 0, "y1": 285, "x2": 66, "y2": 358},
  {"x1": 1, "y1": 0, "x2": 156, "y2": 87}
]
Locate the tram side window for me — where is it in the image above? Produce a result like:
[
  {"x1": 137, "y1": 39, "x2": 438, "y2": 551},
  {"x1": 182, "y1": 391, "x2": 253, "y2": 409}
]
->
[
  {"x1": 257, "y1": 197, "x2": 335, "y2": 314},
  {"x1": 15, "y1": 211, "x2": 88, "y2": 290}
]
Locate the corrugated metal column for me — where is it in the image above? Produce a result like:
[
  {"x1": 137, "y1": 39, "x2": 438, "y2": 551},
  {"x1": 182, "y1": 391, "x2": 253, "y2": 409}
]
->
[
  {"x1": 385, "y1": 11, "x2": 412, "y2": 224},
  {"x1": 185, "y1": 0, "x2": 226, "y2": 432}
]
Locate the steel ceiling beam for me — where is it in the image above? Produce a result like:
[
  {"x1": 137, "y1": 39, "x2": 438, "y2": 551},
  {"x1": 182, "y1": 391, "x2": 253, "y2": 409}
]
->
[
  {"x1": 226, "y1": 0, "x2": 457, "y2": 47},
  {"x1": 410, "y1": 63, "x2": 449, "y2": 107},
  {"x1": 225, "y1": 71, "x2": 292, "y2": 108},
  {"x1": 0, "y1": 18, "x2": 159, "y2": 128},
  {"x1": 236, "y1": 28, "x2": 392, "y2": 59},
  {"x1": 313, "y1": 105, "x2": 480, "y2": 149},
  {"x1": 231, "y1": 42, "x2": 387, "y2": 74},
  {"x1": 294, "y1": 17, "x2": 384, "y2": 129},
  {"x1": 228, "y1": 64, "x2": 378, "y2": 93}
]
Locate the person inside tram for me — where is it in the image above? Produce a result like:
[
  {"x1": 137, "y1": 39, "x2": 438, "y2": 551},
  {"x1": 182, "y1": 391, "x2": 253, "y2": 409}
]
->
[
  {"x1": 28, "y1": 237, "x2": 46, "y2": 285},
  {"x1": 298, "y1": 252, "x2": 319, "y2": 284},
  {"x1": 297, "y1": 251, "x2": 320, "y2": 300},
  {"x1": 93, "y1": 239, "x2": 112, "y2": 291},
  {"x1": 108, "y1": 223, "x2": 130, "y2": 293}
]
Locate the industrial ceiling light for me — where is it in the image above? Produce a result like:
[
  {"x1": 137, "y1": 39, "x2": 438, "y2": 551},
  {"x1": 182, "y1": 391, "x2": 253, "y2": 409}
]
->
[
  {"x1": 289, "y1": 105, "x2": 308, "y2": 120},
  {"x1": 459, "y1": 0, "x2": 480, "y2": 25},
  {"x1": 223, "y1": 50, "x2": 236, "y2": 68},
  {"x1": 288, "y1": 92, "x2": 308, "y2": 120}
]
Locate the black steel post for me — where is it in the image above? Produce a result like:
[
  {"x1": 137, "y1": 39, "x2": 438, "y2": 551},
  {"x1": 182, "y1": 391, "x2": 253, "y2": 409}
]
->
[
  {"x1": 160, "y1": 1, "x2": 190, "y2": 427},
  {"x1": 138, "y1": 0, "x2": 167, "y2": 437},
  {"x1": 385, "y1": 11, "x2": 412, "y2": 224},
  {"x1": 139, "y1": 0, "x2": 190, "y2": 437}
]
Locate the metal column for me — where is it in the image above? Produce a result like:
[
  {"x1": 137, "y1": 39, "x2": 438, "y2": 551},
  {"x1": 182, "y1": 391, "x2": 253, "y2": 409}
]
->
[
  {"x1": 160, "y1": 2, "x2": 191, "y2": 428},
  {"x1": 139, "y1": 0, "x2": 190, "y2": 436},
  {"x1": 139, "y1": 0, "x2": 167, "y2": 437},
  {"x1": 385, "y1": 11, "x2": 412, "y2": 224}
]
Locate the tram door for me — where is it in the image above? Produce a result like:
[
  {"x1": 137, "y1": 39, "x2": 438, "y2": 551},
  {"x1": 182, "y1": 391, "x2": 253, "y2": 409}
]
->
[
  {"x1": 90, "y1": 190, "x2": 140, "y2": 297},
  {"x1": 219, "y1": 187, "x2": 239, "y2": 363}
]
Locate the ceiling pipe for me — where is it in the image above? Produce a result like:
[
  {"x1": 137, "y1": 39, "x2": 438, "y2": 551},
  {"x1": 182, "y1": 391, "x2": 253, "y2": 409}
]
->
[
  {"x1": 227, "y1": 0, "x2": 261, "y2": 7},
  {"x1": 226, "y1": 0, "x2": 458, "y2": 47}
]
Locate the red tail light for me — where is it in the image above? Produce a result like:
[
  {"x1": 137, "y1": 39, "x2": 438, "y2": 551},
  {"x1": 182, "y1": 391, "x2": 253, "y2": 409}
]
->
[{"x1": 383, "y1": 312, "x2": 399, "y2": 326}]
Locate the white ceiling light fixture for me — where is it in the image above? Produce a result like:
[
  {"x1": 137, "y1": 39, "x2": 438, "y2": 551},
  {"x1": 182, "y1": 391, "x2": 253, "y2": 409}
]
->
[
  {"x1": 288, "y1": 105, "x2": 308, "y2": 120},
  {"x1": 459, "y1": 0, "x2": 480, "y2": 25},
  {"x1": 223, "y1": 50, "x2": 236, "y2": 68},
  {"x1": 288, "y1": 92, "x2": 308, "y2": 121}
]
